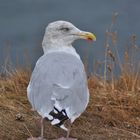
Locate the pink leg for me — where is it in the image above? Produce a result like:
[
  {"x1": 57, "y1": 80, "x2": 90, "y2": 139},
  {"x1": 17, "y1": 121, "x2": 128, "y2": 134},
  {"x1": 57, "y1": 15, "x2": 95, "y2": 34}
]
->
[
  {"x1": 40, "y1": 118, "x2": 44, "y2": 138},
  {"x1": 27, "y1": 118, "x2": 46, "y2": 140},
  {"x1": 66, "y1": 123, "x2": 71, "y2": 139},
  {"x1": 53, "y1": 123, "x2": 77, "y2": 140}
]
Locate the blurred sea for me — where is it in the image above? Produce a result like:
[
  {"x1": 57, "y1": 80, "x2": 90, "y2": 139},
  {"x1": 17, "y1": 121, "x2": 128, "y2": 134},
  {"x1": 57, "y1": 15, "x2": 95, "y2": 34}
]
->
[{"x1": 0, "y1": 0, "x2": 140, "y2": 73}]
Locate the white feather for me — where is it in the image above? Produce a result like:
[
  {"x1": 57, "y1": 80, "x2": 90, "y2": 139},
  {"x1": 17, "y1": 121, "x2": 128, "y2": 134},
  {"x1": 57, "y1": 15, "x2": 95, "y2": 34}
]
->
[
  {"x1": 51, "y1": 119, "x2": 60, "y2": 125},
  {"x1": 60, "y1": 125, "x2": 68, "y2": 131}
]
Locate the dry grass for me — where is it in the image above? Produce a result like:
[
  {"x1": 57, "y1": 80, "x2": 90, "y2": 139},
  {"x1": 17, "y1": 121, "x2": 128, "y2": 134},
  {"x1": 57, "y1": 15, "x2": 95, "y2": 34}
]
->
[{"x1": 0, "y1": 68, "x2": 140, "y2": 140}]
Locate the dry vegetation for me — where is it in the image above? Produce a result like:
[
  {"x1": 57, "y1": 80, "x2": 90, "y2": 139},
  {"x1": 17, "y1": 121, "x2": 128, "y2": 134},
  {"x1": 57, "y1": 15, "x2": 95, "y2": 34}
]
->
[
  {"x1": 0, "y1": 67, "x2": 140, "y2": 140},
  {"x1": 0, "y1": 13, "x2": 140, "y2": 140}
]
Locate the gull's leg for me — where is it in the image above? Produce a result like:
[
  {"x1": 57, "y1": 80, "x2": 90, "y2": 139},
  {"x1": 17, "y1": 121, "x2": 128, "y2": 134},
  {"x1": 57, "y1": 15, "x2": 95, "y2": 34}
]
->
[
  {"x1": 54, "y1": 122, "x2": 77, "y2": 140},
  {"x1": 65, "y1": 123, "x2": 77, "y2": 140},
  {"x1": 40, "y1": 118, "x2": 44, "y2": 139},
  {"x1": 66, "y1": 122, "x2": 71, "y2": 139},
  {"x1": 27, "y1": 118, "x2": 46, "y2": 140}
]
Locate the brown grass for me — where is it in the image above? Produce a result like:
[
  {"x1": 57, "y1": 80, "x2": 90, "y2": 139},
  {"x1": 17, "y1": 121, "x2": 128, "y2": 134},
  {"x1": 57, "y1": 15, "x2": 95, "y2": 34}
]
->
[{"x1": 0, "y1": 67, "x2": 140, "y2": 140}]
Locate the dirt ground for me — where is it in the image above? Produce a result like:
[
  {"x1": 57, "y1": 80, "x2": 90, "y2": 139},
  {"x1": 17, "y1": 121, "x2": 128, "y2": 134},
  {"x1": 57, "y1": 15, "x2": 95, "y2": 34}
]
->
[{"x1": 0, "y1": 76, "x2": 140, "y2": 140}]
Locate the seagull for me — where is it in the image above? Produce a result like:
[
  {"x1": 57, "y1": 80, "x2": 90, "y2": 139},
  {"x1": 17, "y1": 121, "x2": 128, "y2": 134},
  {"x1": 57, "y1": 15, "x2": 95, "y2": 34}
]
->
[{"x1": 27, "y1": 21, "x2": 96, "y2": 140}]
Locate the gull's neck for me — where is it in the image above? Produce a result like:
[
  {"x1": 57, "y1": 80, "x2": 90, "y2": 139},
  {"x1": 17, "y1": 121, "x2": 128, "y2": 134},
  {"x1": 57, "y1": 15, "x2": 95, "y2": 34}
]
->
[{"x1": 42, "y1": 42, "x2": 80, "y2": 59}]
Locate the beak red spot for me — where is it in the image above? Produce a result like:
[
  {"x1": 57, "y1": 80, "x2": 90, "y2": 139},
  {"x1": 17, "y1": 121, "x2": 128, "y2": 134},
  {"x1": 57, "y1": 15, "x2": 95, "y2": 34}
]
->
[{"x1": 87, "y1": 37, "x2": 93, "y2": 41}]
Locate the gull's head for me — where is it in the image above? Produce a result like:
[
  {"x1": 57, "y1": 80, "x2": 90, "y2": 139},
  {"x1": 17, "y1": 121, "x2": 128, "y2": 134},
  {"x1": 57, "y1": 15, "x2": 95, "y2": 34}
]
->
[{"x1": 42, "y1": 21, "x2": 96, "y2": 50}]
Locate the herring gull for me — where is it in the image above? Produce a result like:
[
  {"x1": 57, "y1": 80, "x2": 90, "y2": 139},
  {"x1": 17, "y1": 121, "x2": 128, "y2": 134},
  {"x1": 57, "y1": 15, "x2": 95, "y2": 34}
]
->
[{"x1": 27, "y1": 21, "x2": 96, "y2": 140}]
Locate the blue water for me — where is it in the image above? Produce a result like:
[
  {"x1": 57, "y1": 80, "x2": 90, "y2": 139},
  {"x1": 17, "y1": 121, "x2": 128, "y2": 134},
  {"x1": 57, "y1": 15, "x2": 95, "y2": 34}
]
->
[{"x1": 0, "y1": 0, "x2": 140, "y2": 73}]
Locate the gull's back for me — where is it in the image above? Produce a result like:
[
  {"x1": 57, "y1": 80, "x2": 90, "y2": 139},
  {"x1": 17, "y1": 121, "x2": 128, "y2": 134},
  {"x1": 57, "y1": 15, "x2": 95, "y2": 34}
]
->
[{"x1": 27, "y1": 52, "x2": 89, "y2": 123}]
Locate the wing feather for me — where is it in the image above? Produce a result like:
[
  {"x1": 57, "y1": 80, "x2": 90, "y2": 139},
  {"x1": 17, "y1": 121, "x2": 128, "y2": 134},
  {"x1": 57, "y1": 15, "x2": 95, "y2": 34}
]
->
[{"x1": 27, "y1": 52, "x2": 89, "y2": 119}]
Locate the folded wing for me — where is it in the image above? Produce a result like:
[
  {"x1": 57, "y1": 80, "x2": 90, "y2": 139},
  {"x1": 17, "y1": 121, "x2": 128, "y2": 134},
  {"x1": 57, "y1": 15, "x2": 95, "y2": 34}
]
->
[{"x1": 27, "y1": 52, "x2": 89, "y2": 123}]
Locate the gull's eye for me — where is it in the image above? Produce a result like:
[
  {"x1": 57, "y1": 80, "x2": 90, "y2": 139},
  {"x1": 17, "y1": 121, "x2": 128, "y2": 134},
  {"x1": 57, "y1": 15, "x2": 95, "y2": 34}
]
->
[{"x1": 59, "y1": 27, "x2": 70, "y2": 32}]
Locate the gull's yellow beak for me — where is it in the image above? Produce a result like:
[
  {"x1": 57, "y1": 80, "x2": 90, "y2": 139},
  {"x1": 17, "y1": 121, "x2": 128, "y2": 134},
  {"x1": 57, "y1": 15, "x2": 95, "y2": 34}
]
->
[{"x1": 79, "y1": 32, "x2": 96, "y2": 41}]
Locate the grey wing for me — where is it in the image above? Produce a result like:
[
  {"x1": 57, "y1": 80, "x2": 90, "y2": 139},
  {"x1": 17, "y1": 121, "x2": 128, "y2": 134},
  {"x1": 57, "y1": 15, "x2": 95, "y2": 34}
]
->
[{"x1": 27, "y1": 52, "x2": 89, "y2": 120}]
